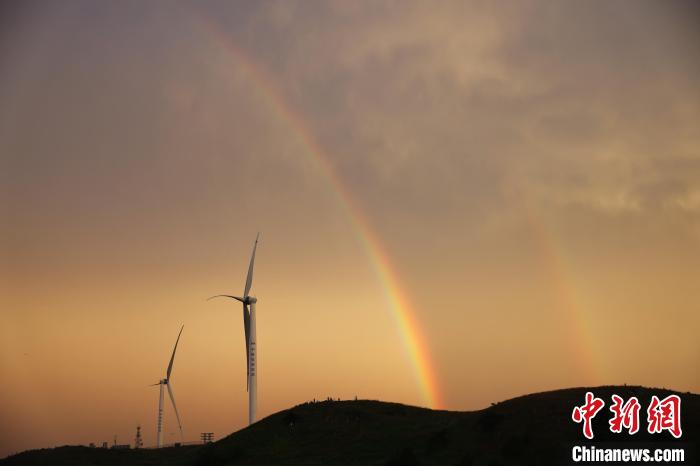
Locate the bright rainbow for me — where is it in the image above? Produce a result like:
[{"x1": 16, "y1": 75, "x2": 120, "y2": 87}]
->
[{"x1": 191, "y1": 14, "x2": 443, "y2": 409}]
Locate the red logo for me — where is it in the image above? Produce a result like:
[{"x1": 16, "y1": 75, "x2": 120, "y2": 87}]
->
[
  {"x1": 572, "y1": 391, "x2": 605, "y2": 439},
  {"x1": 609, "y1": 395, "x2": 641, "y2": 434},
  {"x1": 572, "y1": 392, "x2": 683, "y2": 439},
  {"x1": 647, "y1": 395, "x2": 682, "y2": 438}
]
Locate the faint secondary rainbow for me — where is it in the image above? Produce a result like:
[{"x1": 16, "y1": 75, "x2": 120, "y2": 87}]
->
[
  {"x1": 191, "y1": 13, "x2": 442, "y2": 409},
  {"x1": 521, "y1": 199, "x2": 604, "y2": 385}
]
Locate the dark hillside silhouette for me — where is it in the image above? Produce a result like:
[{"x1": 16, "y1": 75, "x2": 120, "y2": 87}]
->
[{"x1": 2, "y1": 386, "x2": 697, "y2": 466}]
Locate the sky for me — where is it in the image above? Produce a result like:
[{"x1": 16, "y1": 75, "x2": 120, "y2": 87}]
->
[{"x1": 1, "y1": 0, "x2": 699, "y2": 457}]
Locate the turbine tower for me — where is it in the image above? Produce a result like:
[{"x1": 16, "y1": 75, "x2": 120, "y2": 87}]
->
[
  {"x1": 208, "y1": 233, "x2": 259, "y2": 425},
  {"x1": 151, "y1": 325, "x2": 184, "y2": 447}
]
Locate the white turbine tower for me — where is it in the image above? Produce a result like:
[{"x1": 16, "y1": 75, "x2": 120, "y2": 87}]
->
[
  {"x1": 208, "y1": 233, "x2": 259, "y2": 425},
  {"x1": 151, "y1": 325, "x2": 184, "y2": 448}
]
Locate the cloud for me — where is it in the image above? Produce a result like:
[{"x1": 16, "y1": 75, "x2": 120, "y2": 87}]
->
[
  {"x1": 668, "y1": 189, "x2": 700, "y2": 213},
  {"x1": 216, "y1": 0, "x2": 700, "y2": 224}
]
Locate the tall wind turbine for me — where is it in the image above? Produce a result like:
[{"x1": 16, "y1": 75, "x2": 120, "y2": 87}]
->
[
  {"x1": 152, "y1": 325, "x2": 184, "y2": 448},
  {"x1": 208, "y1": 233, "x2": 259, "y2": 425}
]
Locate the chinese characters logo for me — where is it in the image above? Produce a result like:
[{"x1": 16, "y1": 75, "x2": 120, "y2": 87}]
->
[{"x1": 571, "y1": 392, "x2": 682, "y2": 439}]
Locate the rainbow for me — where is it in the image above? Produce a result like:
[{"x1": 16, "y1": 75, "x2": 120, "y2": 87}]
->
[
  {"x1": 522, "y1": 201, "x2": 603, "y2": 385},
  {"x1": 190, "y1": 13, "x2": 442, "y2": 409}
]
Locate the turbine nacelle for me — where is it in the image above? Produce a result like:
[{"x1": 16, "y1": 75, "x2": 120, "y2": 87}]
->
[{"x1": 208, "y1": 295, "x2": 257, "y2": 304}]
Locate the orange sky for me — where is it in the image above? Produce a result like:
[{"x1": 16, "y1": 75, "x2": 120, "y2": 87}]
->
[{"x1": 1, "y1": 0, "x2": 699, "y2": 457}]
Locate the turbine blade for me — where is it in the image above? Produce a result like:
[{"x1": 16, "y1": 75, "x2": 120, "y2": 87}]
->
[
  {"x1": 149, "y1": 382, "x2": 161, "y2": 386},
  {"x1": 243, "y1": 303, "x2": 250, "y2": 391},
  {"x1": 207, "y1": 295, "x2": 244, "y2": 302},
  {"x1": 166, "y1": 325, "x2": 184, "y2": 380},
  {"x1": 244, "y1": 233, "x2": 259, "y2": 297},
  {"x1": 166, "y1": 382, "x2": 183, "y2": 438}
]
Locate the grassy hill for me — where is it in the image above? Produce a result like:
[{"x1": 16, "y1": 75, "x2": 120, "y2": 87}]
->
[{"x1": 2, "y1": 386, "x2": 697, "y2": 466}]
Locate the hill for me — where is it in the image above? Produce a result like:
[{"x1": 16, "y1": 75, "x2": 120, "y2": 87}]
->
[{"x1": 2, "y1": 386, "x2": 697, "y2": 465}]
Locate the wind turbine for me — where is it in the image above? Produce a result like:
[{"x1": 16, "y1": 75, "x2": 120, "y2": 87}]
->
[
  {"x1": 151, "y1": 325, "x2": 184, "y2": 448},
  {"x1": 208, "y1": 233, "x2": 259, "y2": 425}
]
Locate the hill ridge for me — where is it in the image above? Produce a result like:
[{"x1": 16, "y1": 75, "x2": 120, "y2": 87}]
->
[{"x1": 3, "y1": 385, "x2": 697, "y2": 466}]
